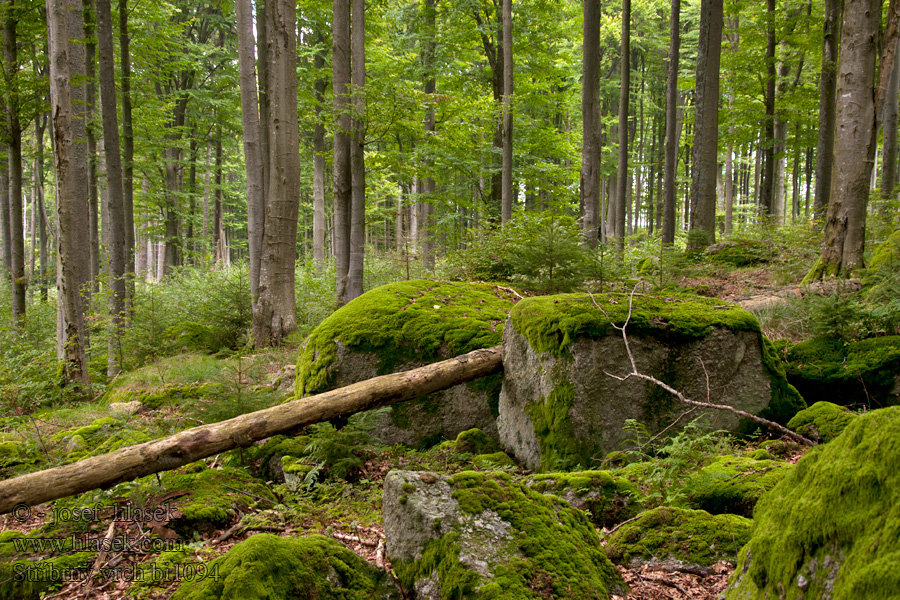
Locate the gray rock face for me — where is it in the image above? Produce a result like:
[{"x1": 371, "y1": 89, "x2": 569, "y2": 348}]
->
[{"x1": 498, "y1": 320, "x2": 782, "y2": 471}]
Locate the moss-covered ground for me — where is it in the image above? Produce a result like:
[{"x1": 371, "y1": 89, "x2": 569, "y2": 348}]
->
[{"x1": 684, "y1": 456, "x2": 793, "y2": 517}]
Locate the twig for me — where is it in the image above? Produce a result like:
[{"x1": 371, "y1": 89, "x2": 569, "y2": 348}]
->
[
  {"x1": 594, "y1": 285, "x2": 816, "y2": 447},
  {"x1": 644, "y1": 408, "x2": 699, "y2": 447},
  {"x1": 606, "y1": 510, "x2": 647, "y2": 535},
  {"x1": 375, "y1": 538, "x2": 386, "y2": 569},
  {"x1": 638, "y1": 572, "x2": 690, "y2": 596},
  {"x1": 220, "y1": 484, "x2": 277, "y2": 506},
  {"x1": 333, "y1": 531, "x2": 379, "y2": 547},
  {"x1": 496, "y1": 285, "x2": 523, "y2": 300},
  {"x1": 83, "y1": 519, "x2": 116, "y2": 590}
]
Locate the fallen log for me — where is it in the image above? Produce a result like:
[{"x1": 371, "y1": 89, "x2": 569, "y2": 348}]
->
[{"x1": 0, "y1": 346, "x2": 502, "y2": 514}]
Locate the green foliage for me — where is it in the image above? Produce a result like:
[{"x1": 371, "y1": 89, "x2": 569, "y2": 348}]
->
[
  {"x1": 604, "y1": 507, "x2": 752, "y2": 567},
  {"x1": 725, "y1": 406, "x2": 900, "y2": 599},
  {"x1": 302, "y1": 412, "x2": 378, "y2": 482},
  {"x1": 787, "y1": 401, "x2": 857, "y2": 443}
]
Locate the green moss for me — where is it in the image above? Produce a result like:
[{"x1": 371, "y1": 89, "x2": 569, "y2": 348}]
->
[
  {"x1": 509, "y1": 293, "x2": 760, "y2": 359},
  {"x1": 472, "y1": 452, "x2": 517, "y2": 469},
  {"x1": 394, "y1": 471, "x2": 623, "y2": 598},
  {"x1": 783, "y1": 336, "x2": 900, "y2": 408},
  {"x1": 787, "y1": 401, "x2": 857, "y2": 443},
  {"x1": 295, "y1": 280, "x2": 515, "y2": 397},
  {"x1": 170, "y1": 533, "x2": 398, "y2": 600},
  {"x1": 0, "y1": 551, "x2": 95, "y2": 600},
  {"x1": 868, "y1": 229, "x2": 900, "y2": 271},
  {"x1": 684, "y1": 456, "x2": 793, "y2": 518},
  {"x1": 527, "y1": 470, "x2": 640, "y2": 527},
  {"x1": 725, "y1": 406, "x2": 900, "y2": 599},
  {"x1": 455, "y1": 428, "x2": 501, "y2": 455},
  {"x1": 604, "y1": 507, "x2": 752, "y2": 567},
  {"x1": 746, "y1": 448, "x2": 773, "y2": 460},
  {"x1": 525, "y1": 382, "x2": 588, "y2": 471},
  {"x1": 705, "y1": 240, "x2": 768, "y2": 267}
]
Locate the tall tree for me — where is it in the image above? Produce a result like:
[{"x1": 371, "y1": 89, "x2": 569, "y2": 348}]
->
[
  {"x1": 809, "y1": 0, "x2": 900, "y2": 278},
  {"x1": 96, "y1": 0, "x2": 127, "y2": 376},
  {"x1": 687, "y1": 0, "x2": 723, "y2": 250},
  {"x1": 500, "y1": 0, "x2": 513, "y2": 223},
  {"x1": 119, "y1": 0, "x2": 135, "y2": 294},
  {"x1": 312, "y1": 31, "x2": 327, "y2": 270},
  {"x1": 47, "y1": 0, "x2": 92, "y2": 388},
  {"x1": 580, "y1": 0, "x2": 601, "y2": 247},
  {"x1": 661, "y1": 0, "x2": 679, "y2": 246},
  {"x1": 813, "y1": 0, "x2": 841, "y2": 219},
  {"x1": 759, "y1": 0, "x2": 776, "y2": 217},
  {"x1": 252, "y1": 0, "x2": 301, "y2": 346},
  {"x1": 615, "y1": 0, "x2": 630, "y2": 251},
  {"x1": 333, "y1": 0, "x2": 351, "y2": 304},
  {"x1": 3, "y1": 0, "x2": 25, "y2": 325},
  {"x1": 881, "y1": 37, "x2": 900, "y2": 205},
  {"x1": 347, "y1": 0, "x2": 365, "y2": 301},
  {"x1": 419, "y1": 0, "x2": 436, "y2": 270}
]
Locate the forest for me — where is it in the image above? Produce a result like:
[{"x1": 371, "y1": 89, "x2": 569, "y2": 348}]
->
[{"x1": 2, "y1": 0, "x2": 900, "y2": 598}]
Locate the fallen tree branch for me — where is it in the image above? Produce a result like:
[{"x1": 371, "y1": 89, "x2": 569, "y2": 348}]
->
[
  {"x1": 0, "y1": 346, "x2": 502, "y2": 514},
  {"x1": 589, "y1": 288, "x2": 815, "y2": 447}
]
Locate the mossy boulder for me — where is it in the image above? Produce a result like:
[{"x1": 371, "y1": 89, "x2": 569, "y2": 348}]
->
[
  {"x1": 170, "y1": 533, "x2": 401, "y2": 600},
  {"x1": 787, "y1": 401, "x2": 857, "y2": 443},
  {"x1": 604, "y1": 507, "x2": 752, "y2": 569},
  {"x1": 526, "y1": 470, "x2": 640, "y2": 527},
  {"x1": 704, "y1": 240, "x2": 768, "y2": 267},
  {"x1": 295, "y1": 280, "x2": 517, "y2": 447},
  {"x1": 384, "y1": 470, "x2": 625, "y2": 598},
  {"x1": 724, "y1": 406, "x2": 900, "y2": 599},
  {"x1": 498, "y1": 293, "x2": 805, "y2": 471},
  {"x1": 783, "y1": 336, "x2": 900, "y2": 408},
  {"x1": 471, "y1": 452, "x2": 517, "y2": 469},
  {"x1": 684, "y1": 456, "x2": 793, "y2": 518},
  {"x1": 455, "y1": 428, "x2": 501, "y2": 455}
]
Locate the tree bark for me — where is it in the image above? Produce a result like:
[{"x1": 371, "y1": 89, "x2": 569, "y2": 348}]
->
[
  {"x1": 3, "y1": 0, "x2": 25, "y2": 325},
  {"x1": 813, "y1": 0, "x2": 841, "y2": 220},
  {"x1": 97, "y1": 0, "x2": 127, "y2": 376},
  {"x1": 83, "y1": 0, "x2": 100, "y2": 288},
  {"x1": 881, "y1": 37, "x2": 900, "y2": 205},
  {"x1": 119, "y1": 0, "x2": 134, "y2": 298},
  {"x1": 500, "y1": 0, "x2": 513, "y2": 224},
  {"x1": 312, "y1": 32, "x2": 327, "y2": 270},
  {"x1": 333, "y1": 0, "x2": 351, "y2": 305},
  {"x1": 420, "y1": 0, "x2": 436, "y2": 270},
  {"x1": 347, "y1": 0, "x2": 366, "y2": 302},
  {"x1": 687, "y1": 0, "x2": 723, "y2": 250},
  {"x1": 580, "y1": 0, "x2": 601, "y2": 248},
  {"x1": 0, "y1": 145, "x2": 8, "y2": 281},
  {"x1": 48, "y1": 0, "x2": 92, "y2": 389},
  {"x1": 0, "y1": 346, "x2": 502, "y2": 514},
  {"x1": 759, "y1": 0, "x2": 776, "y2": 217},
  {"x1": 253, "y1": 0, "x2": 300, "y2": 346},
  {"x1": 661, "y1": 0, "x2": 679, "y2": 246},
  {"x1": 615, "y1": 0, "x2": 630, "y2": 252},
  {"x1": 236, "y1": 0, "x2": 264, "y2": 296}
]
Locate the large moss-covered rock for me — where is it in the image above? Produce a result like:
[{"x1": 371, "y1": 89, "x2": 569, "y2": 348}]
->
[
  {"x1": 498, "y1": 293, "x2": 805, "y2": 471},
  {"x1": 383, "y1": 470, "x2": 624, "y2": 599},
  {"x1": 1, "y1": 529, "x2": 96, "y2": 600},
  {"x1": 296, "y1": 280, "x2": 517, "y2": 447},
  {"x1": 525, "y1": 470, "x2": 640, "y2": 527},
  {"x1": 783, "y1": 336, "x2": 900, "y2": 408},
  {"x1": 725, "y1": 406, "x2": 900, "y2": 600},
  {"x1": 170, "y1": 533, "x2": 401, "y2": 600},
  {"x1": 604, "y1": 507, "x2": 752, "y2": 569},
  {"x1": 787, "y1": 401, "x2": 857, "y2": 443},
  {"x1": 684, "y1": 456, "x2": 793, "y2": 518}
]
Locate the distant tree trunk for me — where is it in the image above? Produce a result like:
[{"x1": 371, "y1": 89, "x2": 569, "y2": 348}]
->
[
  {"x1": 34, "y1": 116, "x2": 49, "y2": 302},
  {"x1": 809, "y1": 0, "x2": 900, "y2": 278},
  {"x1": 97, "y1": 0, "x2": 127, "y2": 376},
  {"x1": 421, "y1": 0, "x2": 436, "y2": 270},
  {"x1": 759, "y1": 0, "x2": 776, "y2": 217},
  {"x1": 615, "y1": 0, "x2": 630, "y2": 251},
  {"x1": 333, "y1": 0, "x2": 351, "y2": 305},
  {"x1": 236, "y1": 0, "x2": 264, "y2": 296},
  {"x1": 81, "y1": 0, "x2": 100, "y2": 290},
  {"x1": 312, "y1": 32, "x2": 327, "y2": 270},
  {"x1": 253, "y1": 0, "x2": 300, "y2": 346},
  {"x1": 347, "y1": 0, "x2": 365, "y2": 302},
  {"x1": 662, "y1": 0, "x2": 679, "y2": 246},
  {"x1": 4, "y1": 1, "x2": 25, "y2": 325},
  {"x1": 687, "y1": 0, "x2": 723, "y2": 250},
  {"x1": 213, "y1": 131, "x2": 223, "y2": 264},
  {"x1": 500, "y1": 0, "x2": 513, "y2": 224},
  {"x1": 881, "y1": 37, "x2": 900, "y2": 206},
  {"x1": 119, "y1": 0, "x2": 134, "y2": 299},
  {"x1": 0, "y1": 146, "x2": 8, "y2": 281},
  {"x1": 48, "y1": 0, "x2": 92, "y2": 389},
  {"x1": 580, "y1": 0, "x2": 601, "y2": 247},
  {"x1": 813, "y1": 0, "x2": 841, "y2": 220}
]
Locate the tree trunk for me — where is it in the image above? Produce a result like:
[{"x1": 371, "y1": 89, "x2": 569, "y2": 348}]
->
[
  {"x1": 759, "y1": 0, "x2": 776, "y2": 217},
  {"x1": 581, "y1": 0, "x2": 601, "y2": 247},
  {"x1": 119, "y1": 0, "x2": 134, "y2": 299},
  {"x1": 333, "y1": 0, "x2": 351, "y2": 305},
  {"x1": 421, "y1": 0, "x2": 436, "y2": 270},
  {"x1": 881, "y1": 37, "x2": 900, "y2": 205},
  {"x1": 97, "y1": 0, "x2": 127, "y2": 376},
  {"x1": 615, "y1": 0, "x2": 630, "y2": 251},
  {"x1": 662, "y1": 0, "x2": 680, "y2": 246},
  {"x1": 312, "y1": 32, "x2": 327, "y2": 270},
  {"x1": 0, "y1": 145, "x2": 8, "y2": 281},
  {"x1": 236, "y1": 0, "x2": 264, "y2": 296},
  {"x1": 687, "y1": 0, "x2": 723, "y2": 250},
  {"x1": 83, "y1": 0, "x2": 100, "y2": 289},
  {"x1": 500, "y1": 0, "x2": 513, "y2": 224},
  {"x1": 347, "y1": 0, "x2": 365, "y2": 301},
  {"x1": 48, "y1": 0, "x2": 92, "y2": 389},
  {"x1": 213, "y1": 132, "x2": 223, "y2": 264},
  {"x1": 4, "y1": 1, "x2": 25, "y2": 325},
  {"x1": 0, "y1": 346, "x2": 502, "y2": 514},
  {"x1": 253, "y1": 0, "x2": 301, "y2": 346},
  {"x1": 813, "y1": 0, "x2": 841, "y2": 220}
]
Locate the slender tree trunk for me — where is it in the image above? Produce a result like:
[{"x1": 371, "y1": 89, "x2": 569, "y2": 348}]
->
[
  {"x1": 35, "y1": 115, "x2": 48, "y2": 302},
  {"x1": 688, "y1": 0, "x2": 723, "y2": 250},
  {"x1": 347, "y1": 0, "x2": 366, "y2": 301},
  {"x1": 662, "y1": 0, "x2": 680, "y2": 246},
  {"x1": 333, "y1": 0, "x2": 351, "y2": 305},
  {"x1": 4, "y1": 1, "x2": 25, "y2": 325},
  {"x1": 119, "y1": 0, "x2": 134, "y2": 299},
  {"x1": 312, "y1": 32, "x2": 327, "y2": 270},
  {"x1": 236, "y1": 0, "x2": 264, "y2": 296},
  {"x1": 615, "y1": 0, "x2": 630, "y2": 251},
  {"x1": 580, "y1": 0, "x2": 601, "y2": 247},
  {"x1": 759, "y1": 0, "x2": 776, "y2": 217},
  {"x1": 881, "y1": 37, "x2": 900, "y2": 206},
  {"x1": 82, "y1": 0, "x2": 100, "y2": 288},
  {"x1": 0, "y1": 146, "x2": 8, "y2": 281},
  {"x1": 213, "y1": 132, "x2": 223, "y2": 264},
  {"x1": 814, "y1": 0, "x2": 841, "y2": 219},
  {"x1": 48, "y1": 0, "x2": 92, "y2": 389},
  {"x1": 96, "y1": 0, "x2": 127, "y2": 376},
  {"x1": 500, "y1": 0, "x2": 513, "y2": 223},
  {"x1": 421, "y1": 0, "x2": 436, "y2": 270},
  {"x1": 253, "y1": 0, "x2": 300, "y2": 346}
]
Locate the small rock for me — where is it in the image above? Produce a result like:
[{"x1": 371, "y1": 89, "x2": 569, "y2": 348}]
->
[{"x1": 109, "y1": 401, "x2": 144, "y2": 415}]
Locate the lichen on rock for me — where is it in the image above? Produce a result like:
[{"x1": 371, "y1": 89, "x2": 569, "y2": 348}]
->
[
  {"x1": 724, "y1": 406, "x2": 900, "y2": 599},
  {"x1": 295, "y1": 280, "x2": 517, "y2": 446}
]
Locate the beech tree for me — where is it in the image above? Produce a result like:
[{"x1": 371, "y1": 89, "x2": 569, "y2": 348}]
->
[
  {"x1": 580, "y1": 0, "x2": 601, "y2": 247},
  {"x1": 3, "y1": 0, "x2": 25, "y2": 325},
  {"x1": 661, "y1": 0, "x2": 679, "y2": 246}
]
